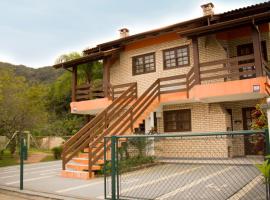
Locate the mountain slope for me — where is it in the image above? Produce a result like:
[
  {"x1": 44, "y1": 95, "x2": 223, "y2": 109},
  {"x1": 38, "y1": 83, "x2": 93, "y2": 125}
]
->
[{"x1": 0, "y1": 62, "x2": 64, "y2": 84}]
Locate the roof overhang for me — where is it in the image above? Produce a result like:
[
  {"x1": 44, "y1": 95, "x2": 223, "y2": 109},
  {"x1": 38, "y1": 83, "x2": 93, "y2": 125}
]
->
[
  {"x1": 178, "y1": 11, "x2": 270, "y2": 37},
  {"x1": 83, "y1": 17, "x2": 207, "y2": 55},
  {"x1": 53, "y1": 48, "x2": 121, "y2": 69}
]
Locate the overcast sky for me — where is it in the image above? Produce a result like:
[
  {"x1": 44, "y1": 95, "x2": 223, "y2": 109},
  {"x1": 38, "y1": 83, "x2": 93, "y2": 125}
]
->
[{"x1": 0, "y1": 0, "x2": 264, "y2": 68}]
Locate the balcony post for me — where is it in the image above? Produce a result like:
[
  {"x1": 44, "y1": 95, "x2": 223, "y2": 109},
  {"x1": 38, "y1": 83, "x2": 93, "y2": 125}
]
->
[
  {"x1": 103, "y1": 57, "x2": 110, "y2": 98},
  {"x1": 252, "y1": 25, "x2": 263, "y2": 77},
  {"x1": 72, "y1": 65, "x2": 77, "y2": 102},
  {"x1": 192, "y1": 36, "x2": 201, "y2": 85}
]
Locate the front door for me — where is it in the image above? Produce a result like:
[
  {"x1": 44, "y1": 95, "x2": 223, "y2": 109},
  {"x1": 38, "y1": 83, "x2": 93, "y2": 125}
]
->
[{"x1": 242, "y1": 107, "x2": 265, "y2": 155}]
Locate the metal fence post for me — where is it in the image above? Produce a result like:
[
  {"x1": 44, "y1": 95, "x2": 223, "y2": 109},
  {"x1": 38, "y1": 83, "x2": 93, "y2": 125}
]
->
[
  {"x1": 116, "y1": 138, "x2": 120, "y2": 199},
  {"x1": 111, "y1": 136, "x2": 116, "y2": 200},
  {"x1": 265, "y1": 129, "x2": 270, "y2": 155},
  {"x1": 265, "y1": 129, "x2": 270, "y2": 200},
  {"x1": 104, "y1": 137, "x2": 107, "y2": 199},
  {"x1": 23, "y1": 138, "x2": 28, "y2": 160},
  {"x1": 20, "y1": 134, "x2": 25, "y2": 190}
]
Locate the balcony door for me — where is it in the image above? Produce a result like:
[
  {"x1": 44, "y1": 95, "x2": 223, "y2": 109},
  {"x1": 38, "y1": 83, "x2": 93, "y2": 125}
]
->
[
  {"x1": 237, "y1": 44, "x2": 256, "y2": 79},
  {"x1": 237, "y1": 41, "x2": 267, "y2": 80}
]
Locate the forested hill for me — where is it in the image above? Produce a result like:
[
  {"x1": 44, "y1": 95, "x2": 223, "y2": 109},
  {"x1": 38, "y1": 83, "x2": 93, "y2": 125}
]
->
[{"x1": 0, "y1": 61, "x2": 65, "y2": 84}]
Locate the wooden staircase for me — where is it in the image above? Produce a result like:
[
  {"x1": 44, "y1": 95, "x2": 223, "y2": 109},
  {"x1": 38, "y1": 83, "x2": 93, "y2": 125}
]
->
[{"x1": 61, "y1": 73, "x2": 195, "y2": 179}]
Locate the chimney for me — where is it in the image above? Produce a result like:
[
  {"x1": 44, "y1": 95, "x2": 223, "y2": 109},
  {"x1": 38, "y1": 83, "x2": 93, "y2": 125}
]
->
[
  {"x1": 201, "y1": 3, "x2": 214, "y2": 16},
  {"x1": 119, "y1": 28, "x2": 129, "y2": 38}
]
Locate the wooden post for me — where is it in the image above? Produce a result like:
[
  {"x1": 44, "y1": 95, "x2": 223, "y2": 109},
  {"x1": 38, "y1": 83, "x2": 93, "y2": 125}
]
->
[
  {"x1": 192, "y1": 37, "x2": 201, "y2": 85},
  {"x1": 103, "y1": 58, "x2": 111, "y2": 98},
  {"x1": 158, "y1": 79, "x2": 161, "y2": 102},
  {"x1": 186, "y1": 75, "x2": 189, "y2": 99},
  {"x1": 72, "y1": 66, "x2": 77, "y2": 102},
  {"x1": 130, "y1": 110, "x2": 133, "y2": 132},
  {"x1": 88, "y1": 144, "x2": 93, "y2": 179},
  {"x1": 252, "y1": 25, "x2": 263, "y2": 77}
]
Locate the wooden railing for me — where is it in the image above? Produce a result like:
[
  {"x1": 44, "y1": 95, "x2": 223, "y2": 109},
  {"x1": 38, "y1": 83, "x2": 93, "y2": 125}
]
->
[
  {"x1": 76, "y1": 84, "x2": 104, "y2": 101},
  {"x1": 62, "y1": 82, "x2": 137, "y2": 170},
  {"x1": 62, "y1": 68, "x2": 196, "y2": 174},
  {"x1": 108, "y1": 82, "x2": 137, "y2": 100},
  {"x1": 75, "y1": 82, "x2": 136, "y2": 101},
  {"x1": 199, "y1": 54, "x2": 256, "y2": 82},
  {"x1": 87, "y1": 71, "x2": 195, "y2": 166}
]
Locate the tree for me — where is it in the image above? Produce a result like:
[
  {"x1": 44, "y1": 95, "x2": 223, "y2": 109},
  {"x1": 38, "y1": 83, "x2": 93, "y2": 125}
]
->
[
  {"x1": 54, "y1": 51, "x2": 103, "y2": 85},
  {"x1": 0, "y1": 69, "x2": 48, "y2": 153},
  {"x1": 44, "y1": 52, "x2": 103, "y2": 136}
]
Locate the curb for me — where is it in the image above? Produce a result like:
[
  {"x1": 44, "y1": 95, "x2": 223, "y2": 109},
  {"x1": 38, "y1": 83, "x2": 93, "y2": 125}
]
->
[{"x1": 0, "y1": 185, "x2": 84, "y2": 200}]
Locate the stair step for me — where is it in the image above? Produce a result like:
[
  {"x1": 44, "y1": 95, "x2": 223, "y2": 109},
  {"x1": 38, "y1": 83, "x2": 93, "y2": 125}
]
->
[
  {"x1": 66, "y1": 163, "x2": 101, "y2": 171},
  {"x1": 84, "y1": 147, "x2": 112, "y2": 153},
  {"x1": 61, "y1": 170, "x2": 94, "y2": 180},
  {"x1": 78, "y1": 152, "x2": 111, "y2": 160},
  {"x1": 72, "y1": 157, "x2": 105, "y2": 165}
]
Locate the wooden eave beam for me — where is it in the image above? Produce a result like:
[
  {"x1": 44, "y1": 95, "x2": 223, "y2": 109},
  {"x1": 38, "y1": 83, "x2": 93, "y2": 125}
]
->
[
  {"x1": 53, "y1": 48, "x2": 121, "y2": 69},
  {"x1": 178, "y1": 11, "x2": 270, "y2": 37}
]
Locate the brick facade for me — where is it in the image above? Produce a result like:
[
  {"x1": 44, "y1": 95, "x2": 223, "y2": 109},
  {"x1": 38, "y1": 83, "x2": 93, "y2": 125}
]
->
[
  {"x1": 153, "y1": 99, "x2": 263, "y2": 158},
  {"x1": 110, "y1": 38, "x2": 193, "y2": 95},
  {"x1": 157, "y1": 103, "x2": 228, "y2": 133},
  {"x1": 108, "y1": 26, "x2": 269, "y2": 159},
  {"x1": 110, "y1": 31, "x2": 270, "y2": 95},
  {"x1": 155, "y1": 136, "x2": 229, "y2": 158}
]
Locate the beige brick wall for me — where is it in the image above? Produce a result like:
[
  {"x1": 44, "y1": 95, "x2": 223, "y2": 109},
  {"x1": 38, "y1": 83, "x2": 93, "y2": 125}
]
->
[
  {"x1": 110, "y1": 38, "x2": 193, "y2": 95},
  {"x1": 154, "y1": 99, "x2": 264, "y2": 158},
  {"x1": 155, "y1": 136, "x2": 229, "y2": 158},
  {"x1": 157, "y1": 103, "x2": 228, "y2": 133},
  {"x1": 110, "y1": 35, "x2": 228, "y2": 95},
  {"x1": 110, "y1": 31, "x2": 269, "y2": 95}
]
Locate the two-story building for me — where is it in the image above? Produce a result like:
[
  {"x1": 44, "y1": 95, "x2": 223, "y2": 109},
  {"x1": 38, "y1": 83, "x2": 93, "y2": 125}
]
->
[{"x1": 53, "y1": 2, "x2": 270, "y2": 179}]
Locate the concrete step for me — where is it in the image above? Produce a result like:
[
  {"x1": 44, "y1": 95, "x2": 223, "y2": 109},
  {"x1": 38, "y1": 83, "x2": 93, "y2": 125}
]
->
[
  {"x1": 66, "y1": 163, "x2": 101, "y2": 171},
  {"x1": 61, "y1": 170, "x2": 94, "y2": 179},
  {"x1": 72, "y1": 157, "x2": 105, "y2": 165},
  {"x1": 78, "y1": 152, "x2": 111, "y2": 159}
]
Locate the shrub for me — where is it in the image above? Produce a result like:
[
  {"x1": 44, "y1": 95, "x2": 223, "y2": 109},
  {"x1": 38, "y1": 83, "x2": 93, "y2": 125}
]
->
[
  {"x1": 256, "y1": 155, "x2": 270, "y2": 183},
  {"x1": 51, "y1": 146, "x2": 63, "y2": 159}
]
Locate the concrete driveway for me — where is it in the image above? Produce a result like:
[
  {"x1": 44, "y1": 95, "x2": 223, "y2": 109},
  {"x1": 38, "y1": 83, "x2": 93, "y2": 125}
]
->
[
  {"x1": 0, "y1": 161, "x2": 104, "y2": 200},
  {"x1": 0, "y1": 160, "x2": 266, "y2": 200}
]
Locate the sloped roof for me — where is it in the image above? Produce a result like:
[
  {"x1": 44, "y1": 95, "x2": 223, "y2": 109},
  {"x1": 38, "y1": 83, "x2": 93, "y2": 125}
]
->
[{"x1": 83, "y1": 1, "x2": 270, "y2": 55}]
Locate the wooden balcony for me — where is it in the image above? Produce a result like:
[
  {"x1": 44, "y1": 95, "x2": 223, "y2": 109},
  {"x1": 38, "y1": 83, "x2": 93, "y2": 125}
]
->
[
  {"x1": 75, "y1": 82, "x2": 137, "y2": 102},
  {"x1": 199, "y1": 54, "x2": 263, "y2": 84}
]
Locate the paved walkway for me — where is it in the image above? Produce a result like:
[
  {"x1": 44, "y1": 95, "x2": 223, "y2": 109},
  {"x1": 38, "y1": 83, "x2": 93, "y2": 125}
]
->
[
  {"x1": 0, "y1": 188, "x2": 55, "y2": 200},
  {"x1": 0, "y1": 161, "x2": 104, "y2": 200}
]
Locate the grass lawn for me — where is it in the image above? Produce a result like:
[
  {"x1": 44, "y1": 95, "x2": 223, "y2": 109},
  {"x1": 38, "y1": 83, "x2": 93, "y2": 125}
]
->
[
  {"x1": 0, "y1": 150, "x2": 18, "y2": 167},
  {"x1": 0, "y1": 148, "x2": 59, "y2": 167},
  {"x1": 28, "y1": 148, "x2": 52, "y2": 154},
  {"x1": 40, "y1": 154, "x2": 57, "y2": 162}
]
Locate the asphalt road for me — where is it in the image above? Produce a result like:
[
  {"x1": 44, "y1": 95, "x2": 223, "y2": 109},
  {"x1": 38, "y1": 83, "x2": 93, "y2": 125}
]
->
[{"x1": 0, "y1": 160, "x2": 266, "y2": 200}]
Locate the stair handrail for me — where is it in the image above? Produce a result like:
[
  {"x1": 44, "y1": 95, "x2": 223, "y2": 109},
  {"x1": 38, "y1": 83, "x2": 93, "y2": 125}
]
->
[
  {"x1": 62, "y1": 82, "x2": 137, "y2": 169},
  {"x1": 90, "y1": 72, "x2": 195, "y2": 164}
]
